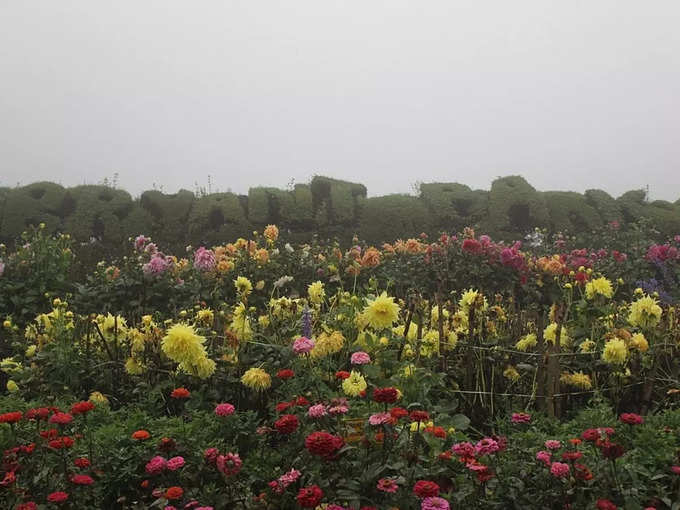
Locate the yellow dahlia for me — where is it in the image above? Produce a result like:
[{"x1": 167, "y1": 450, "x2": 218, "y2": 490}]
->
[
  {"x1": 516, "y1": 333, "x2": 537, "y2": 351},
  {"x1": 241, "y1": 367, "x2": 271, "y2": 391},
  {"x1": 234, "y1": 276, "x2": 253, "y2": 296},
  {"x1": 342, "y1": 370, "x2": 367, "y2": 397},
  {"x1": 628, "y1": 295, "x2": 662, "y2": 329},
  {"x1": 602, "y1": 338, "x2": 628, "y2": 364},
  {"x1": 307, "y1": 281, "x2": 325, "y2": 305},
  {"x1": 363, "y1": 292, "x2": 400, "y2": 330},
  {"x1": 630, "y1": 332, "x2": 649, "y2": 352},
  {"x1": 162, "y1": 323, "x2": 207, "y2": 366},
  {"x1": 585, "y1": 277, "x2": 613, "y2": 300}
]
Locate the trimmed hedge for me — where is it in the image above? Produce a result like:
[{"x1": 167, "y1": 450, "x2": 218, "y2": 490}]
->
[
  {"x1": 188, "y1": 192, "x2": 250, "y2": 246},
  {"x1": 486, "y1": 176, "x2": 549, "y2": 237},
  {"x1": 358, "y1": 194, "x2": 431, "y2": 243},
  {"x1": 543, "y1": 191, "x2": 603, "y2": 233}
]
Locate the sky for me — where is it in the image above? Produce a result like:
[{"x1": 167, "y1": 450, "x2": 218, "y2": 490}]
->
[{"x1": 1, "y1": 1, "x2": 679, "y2": 201}]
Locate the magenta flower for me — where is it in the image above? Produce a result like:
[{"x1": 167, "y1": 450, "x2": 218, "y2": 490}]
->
[
  {"x1": 511, "y1": 412, "x2": 531, "y2": 424},
  {"x1": 422, "y1": 497, "x2": 450, "y2": 510},
  {"x1": 215, "y1": 403, "x2": 235, "y2": 417},
  {"x1": 166, "y1": 456, "x2": 185, "y2": 471},
  {"x1": 350, "y1": 351, "x2": 371, "y2": 365},
  {"x1": 545, "y1": 440, "x2": 561, "y2": 450},
  {"x1": 308, "y1": 404, "x2": 327, "y2": 418},
  {"x1": 293, "y1": 336, "x2": 315, "y2": 354},
  {"x1": 193, "y1": 246, "x2": 216, "y2": 271},
  {"x1": 368, "y1": 412, "x2": 392, "y2": 426},
  {"x1": 550, "y1": 462, "x2": 570, "y2": 478}
]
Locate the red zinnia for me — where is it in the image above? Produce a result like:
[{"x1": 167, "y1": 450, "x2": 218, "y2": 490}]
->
[
  {"x1": 600, "y1": 442, "x2": 624, "y2": 460},
  {"x1": 296, "y1": 485, "x2": 323, "y2": 508},
  {"x1": 47, "y1": 491, "x2": 69, "y2": 503},
  {"x1": 70, "y1": 474, "x2": 94, "y2": 485},
  {"x1": 335, "y1": 370, "x2": 351, "y2": 380},
  {"x1": 295, "y1": 396, "x2": 310, "y2": 406},
  {"x1": 620, "y1": 413, "x2": 644, "y2": 425},
  {"x1": 0, "y1": 411, "x2": 22, "y2": 424},
  {"x1": 581, "y1": 428, "x2": 600, "y2": 442},
  {"x1": 276, "y1": 369, "x2": 295, "y2": 380},
  {"x1": 274, "y1": 414, "x2": 299, "y2": 434},
  {"x1": 413, "y1": 480, "x2": 440, "y2": 498},
  {"x1": 71, "y1": 401, "x2": 95, "y2": 415},
  {"x1": 390, "y1": 407, "x2": 408, "y2": 420},
  {"x1": 131, "y1": 430, "x2": 151, "y2": 440},
  {"x1": 275, "y1": 401, "x2": 294, "y2": 413},
  {"x1": 170, "y1": 387, "x2": 190, "y2": 399},
  {"x1": 305, "y1": 431, "x2": 344, "y2": 459},
  {"x1": 48, "y1": 436, "x2": 75, "y2": 449},
  {"x1": 409, "y1": 410, "x2": 430, "y2": 422},
  {"x1": 16, "y1": 503, "x2": 37, "y2": 510},
  {"x1": 596, "y1": 499, "x2": 618, "y2": 510},
  {"x1": 74, "y1": 457, "x2": 91, "y2": 468},
  {"x1": 25, "y1": 408, "x2": 49, "y2": 421},
  {"x1": 49, "y1": 412, "x2": 73, "y2": 425},
  {"x1": 373, "y1": 387, "x2": 398, "y2": 404},
  {"x1": 165, "y1": 486, "x2": 183, "y2": 500}
]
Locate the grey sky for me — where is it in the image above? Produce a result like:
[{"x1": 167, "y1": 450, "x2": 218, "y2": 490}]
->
[{"x1": 1, "y1": 1, "x2": 679, "y2": 201}]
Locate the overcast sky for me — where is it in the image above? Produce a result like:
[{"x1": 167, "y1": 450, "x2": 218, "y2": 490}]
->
[{"x1": 1, "y1": 1, "x2": 679, "y2": 201}]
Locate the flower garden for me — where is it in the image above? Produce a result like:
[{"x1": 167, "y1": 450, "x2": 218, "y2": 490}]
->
[{"x1": 1, "y1": 222, "x2": 680, "y2": 509}]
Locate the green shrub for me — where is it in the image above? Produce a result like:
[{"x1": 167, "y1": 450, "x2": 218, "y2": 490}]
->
[
  {"x1": 0, "y1": 182, "x2": 67, "y2": 239},
  {"x1": 358, "y1": 194, "x2": 431, "y2": 243},
  {"x1": 188, "y1": 192, "x2": 251, "y2": 246},
  {"x1": 584, "y1": 189, "x2": 622, "y2": 223},
  {"x1": 543, "y1": 191, "x2": 603, "y2": 233},
  {"x1": 486, "y1": 175, "x2": 549, "y2": 237},
  {"x1": 140, "y1": 189, "x2": 195, "y2": 251}
]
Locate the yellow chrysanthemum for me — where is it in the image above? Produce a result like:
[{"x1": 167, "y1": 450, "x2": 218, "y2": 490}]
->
[
  {"x1": 560, "y1": 371, "x2": 592, "y2": 390},
  {"x1": 181, "y1": 356, "x2": 216, "y2": 379},
  {"x1": 125, "y1": 357, "x2": 145, "y2": 375},
  {"x1": 630, "y1": 332, "x2": 649, "y2": 352},
  {"x1": 393, "y1": 324, "x2": 418, "y2": 342},
  {"x1": 25, "y1": 345, "x2": 37, "y2": 358},
  {"x1": 196, "y1": 308, "x2": 214, "y2": 326},
  {"x1": 503, "y1": 366, "x2": 520, "y2": 382},
  {"x1": 363, "y1": 292, "x2": 400, "y2": 330},
  {"x1": 234, "y1": 276, "x2": 253, "y2": 296},
  {"x1": 89, "y1": 391, "x2": 109, "y2": 405},
  {"x1": 544, "y1": 323, "x2": 571, "y2": 347},
  {"x1": 310, "y1": 331, "x2": 345, "y2": 358},
  {"x1": 602, "y1": 338, "x2": 628, "y2": 364},
  {"x1": 516, "y1": 333, "x2": 537, "y2": 352},
  {"x1": 162, "y1": 323, "x2": 207, "y2": 366},
  {"x1": 459, "y1": 289, "x2": 487, "y2": 313},
  {"x1": 452, "y1": 311, "x2": 469, "y2": 334},
  {"x1": 230, "y1": 303, "x2": 253, "y2": 342},
  {"x1": 628, "y1": 295, "x2": 662, "y2": 329},
  {"x1": 98, "y1": 313, "x2": 127, "y2": 340},
  {"x1": 241, "y1": 367, "x2": 271, "y2": 391},
  {"x1": 342, "y1": 370, "x2": 367, "y2": 397},
  {"x1": 585, "y1": 277, "x2": 614, "y2": 300},
  {"x1": 308, "y1": 281, "x2": 325, "y2": 305},
  {"x1": 579, "y1": 339, "x2": 596, "y2": 352}
]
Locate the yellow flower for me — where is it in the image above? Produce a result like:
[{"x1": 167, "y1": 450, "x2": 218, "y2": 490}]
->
[
  {"x1": 3, "y1": 320, "x2": 11, "y2": 329},
  {"x1": 342, "y1": 371, "x2": 367, "y2": 396},
  {"x1": 401, "y1": 363, "x2": 416, "y2": 378},
  {"x1": 162, "y1": 323, "x2": 208, "y2": 366},
  {"x1": 255, "y1": 280, "x2": 265, "y2": 291},
  {"x1": 196, "y1": 308, "x2": 214, "y2": 326},
  {"x1": 503, "y1": 366, "x2": 520, "y2": 382},
  {"x1": 6, "y1": 380, "x2": 18, "y2": 393},
  {"x1": 544, "y1": 323, "x2": 571, "y2": 347},
  {"x1": 516, "y1": 333, "x2": 537, "y2": 352},
  {"x1": 182, "y1": 356, "x2": 216, "y2": 379},
  {"x1": 561, "y1": 371, "x2": 592, "y2": 389},
  {"x1": 241, "y1": 367, "x2": 271, "y2": 391},
  {"x1": 25, "y1": 345, "x2": 37, "y2": 357},
  {"x1": 363, "y1": 293, "x2": 400, "y2": 330},
  {"x1": 630, "y1": 332, "x2": 649, "y2": 352},
  {"x1": 459, "y1": 289, "x2": 487, "y2": 313},
  {"x1": 230, "y1": 303, "x2": 253, "y2": 342},
  {"x1": 585, "y1": 277, "x2": 613, "y2": 300},
  {"x1": 310, "y1": 331, "x2": 345, "y2": 358},
  {"x1": 89, "y1": 391, "x2": 109, "y2": 405},
  {"x1": 234, "y1": 276, "x2": 253, "y2": 296},
  {"x1": 258, "y1": 315, "x2": 270, "y2": 328},
  {"x1": 628, "y1": 295, "x2": 662, "y2": 329},
  {"x1": 410, "y1": 420, "x2": 433, "y2": 433},
  {"x1": 308, "y1": 281, "x2": 325, "y2": 305},
  {"x1": 125, "y1": 357, "x2": 145, "y2": 375},
  {"x1": 602, "y1": 338, "x2": 627, "y2": 364}
]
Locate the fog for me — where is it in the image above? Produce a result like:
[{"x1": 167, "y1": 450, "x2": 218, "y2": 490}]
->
[{"x1": 1, "y1": 1, "x2": 679, "y2": 200}]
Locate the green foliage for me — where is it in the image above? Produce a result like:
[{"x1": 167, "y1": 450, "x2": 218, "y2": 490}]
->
[
  {"x1": 543, "y1": 191, "x2": 603, "y2": 233},
  {"x1": 486, "y1": 175, "x2": 549, "y2": 237},
  {"x1": 188, "y1": 192, "x2": 250, "y2": 246},
  {"x1": 584, "y1": 189, "x2": 622, "y2": 223},
  {"x1": 310, "y1": 176, "x2": 366, "y2": 226},
  {"x1": 279, "y1": 184, "x2": 315, "y2": 229},
  {"x1": 419, "y1": 182, "x2": 489, "y2": 231},
  {"x1": 140, "y1": 189, "x2": 195, "y2": 251},
  {"x1": 358, "y1": 194, "x2": 431, "y2": 243},
  {"x1": 617, "y1": 189, "x2": 647, "y2": 224},
  {"x1": 0, "y1": 182, "x2": 67, "y2": 239}
]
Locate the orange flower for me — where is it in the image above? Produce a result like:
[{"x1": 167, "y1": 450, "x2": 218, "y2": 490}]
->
[
  {"x1": 131, "y1": 430, "x2": 150, "y2": 441},
  {"x1": 170, "y1": 387, "x2": 190, "y2": 399},
  {"x1": 165, "y1": 486, "x2": 183, "y2": 500}
]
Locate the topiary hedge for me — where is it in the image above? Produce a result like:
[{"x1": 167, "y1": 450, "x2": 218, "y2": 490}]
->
[
  {"x1": 358, "y1": 194, "x2": 431, "y2": 244},
  {"x1": 543, "y1": 191, "x2": 603, "y2": 233},
  {"x1": 485, "y1": 176, "x2": 549, "y2": 237}
]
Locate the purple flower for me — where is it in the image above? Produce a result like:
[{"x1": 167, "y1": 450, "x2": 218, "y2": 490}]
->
[{"x1": 421, "y1": 496, "x2": 450, "y2": 510}]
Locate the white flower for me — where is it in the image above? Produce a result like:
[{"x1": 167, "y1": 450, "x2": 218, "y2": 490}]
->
[{"x1": 284, "y1": 243, "x2": 294, "y2": 253}]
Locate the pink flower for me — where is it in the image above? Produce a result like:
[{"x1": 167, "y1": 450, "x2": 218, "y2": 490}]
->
[
  {"x1": 671, "y1": 466, "x2": 680, "y2": 475},
  {"x1": 134, "y1": 235, "x2": 149, "y2": 250},
  {"x1": 143, "y1": 254, "x2": 171, "y2": 275},
  {"x1": 451, "y1": 442, "x2": 475, "y2": 458},
  {"x1": 376, "y1": 477, "x2": 398, "y2": 493},
  {"x1": 204, "y1": 448, "x2": 219, "y2": 465},
  {"x1": 475, "y1": 438, "x2": 499, "y2": 456},
  {"x1": 368, "y1": 413, "x2": 392, "y2": 426},
  {"x1": 620, "y1": 413, "x2": 644, "y2": 425},
  {"x1": 511, "y1": 412, "x2": 531, "y2": 424},
  {"x1": 216, "y1": 452, "x2": 242, "y2": 476},
  {"x1": 293, "y1": 336, "x2": 315, "y2": 354},
  {"x1": 166, "y1": 456, "x2": 185, "y2": 471},
  {"x1": 422, "y1": 497, "x2": 450, "y2": 510},
  {"x1": 545, "y1": 440, "x2": 561, "y2": 450},
  {"x1": 536, "y1": 450, "x2": 552, "y2": 466},
  {"x1": 193, "y1": 247, "x2": 216, "y2": 271},
  {"x1": 350, "y1": 351, "x2": 371, "y2": 365},
  {"x1": 145, "y1": 456, "x2": 167, "y2": 475},
  {"x1": 308, "y1": 404, "x2": 327, "y2": 418},
  {"x1": 279, "y1": 468, "x2": 301, "y2": 486},
  {"x1": 215, "y1": 403, "x2": 235, "y2": 417},
  {"x1": 550, "y1": 462, "x2": 570, "y2": 478},
  {"x1": 328, "y1": 404, "x2": 349, "y2": 415}
]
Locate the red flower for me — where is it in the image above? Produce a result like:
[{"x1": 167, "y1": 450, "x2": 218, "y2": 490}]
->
[
  {"x1": 305, "y1": 431, "x2": 344, "y2": 459},
  {"x1": 274, "y1": 414, "x2": 299, "y2": 434},
  {"x1": 600, "y1": 442, "x2": 625, "y2": 460},
  {"x1": 561, "y1": 451, "x2": 582, "y2": 462},
  {"x1": 71, "y1": 401, "x2": 95, "y2": 415},
  {"x1": 620, "y1": 413, "x2": 644, "y2": 425},
  {"x1": 413, "y1": 480, "x2": 440, "y2": 498},
  {"x1": 574, "y1": 463, "x2": 593, "y2": 481},
  {"x1": 424, "y1": 426, "x2": 447, "y2": 439},
  {"x1": 40, "y1": 428, "x2": 59, "y2": 440},
  {"x1": 462, "y1": 238, "x2": 482, "y2": 254},
  {"x1": 276, "y1": 369, "x2": 295, "y2": 380},
  {"x1": 25, "y1": 408, "x2": 49, "y2": 421},
  {"x1": 409, "y1": 410, "x2": 430, "y2": 422},
  {"x1": 74, "y1": 457, "x2": 91, "y2": 468},
  {"x1": 159, "y1": 437, "x2": 176, "y2": 451},
  {"x1": 581, "y1": 428, "x2": 600, "y2": 442},
  {"x1": 439, "y1": 450, "x2": 453, "y2": 460},
  {"x1": 70, "y1": 474, "x2": 94, "y2": 485},
  {"x1": 390, "y1": 407, "x2": 408, "y2": 420},
  {"x1": 171, "y1": 387, "x2": 190, "y2": 399},
  {"x1": 275, "y1": 401, "x2": 294, "y2": 413},
  {"x1": 0, "y1": 412, "x2": 22, "y2": 424},
  {"x1": 49, "y1": 412, "x2": 73, "y2": 425},
  {"x1": 165, "y1": 486, "x2": 183, "y2": 500},
  {"x1": 16, "y1": 503, "x2": 37, "y2": 510},
  {"x1": 48, "y1": 436, "x2": 75, "y2": 449},
  {"x1": 131, "y1": 430, "x2": 151, "y2": 441},
  {"x1": 1, "y1": 471, "x2": 16, "y2": 486},
  {"x1": 373, "y1": 387, "x2": 398, "y2": 404},
  {"x1": 335, "y1": 371, "x2": 351, "y2": 380},
  {"x1": 596, "y1": 499, "x2": 618, "y2": 510},
  {"x1": 295, "y1": 396, "x2": 310, "y2": 406},
  {"x1": 296, "y1": 485, "x2": 323, "y2": 508},
  {"x1": 47, "y1": 491, "x2": 69, "y2": 503}
]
